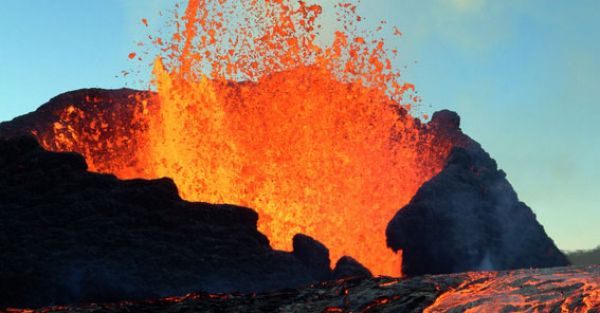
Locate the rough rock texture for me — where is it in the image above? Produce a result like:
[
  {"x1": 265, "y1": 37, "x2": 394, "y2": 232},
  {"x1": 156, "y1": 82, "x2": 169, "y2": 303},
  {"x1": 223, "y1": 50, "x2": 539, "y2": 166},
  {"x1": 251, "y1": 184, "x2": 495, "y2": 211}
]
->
[
  {"x1": 332, "y1": 256, "x2": 372, "y2": 279},
  {"x1": 292, "y1": 234, "x2": 332, "y2": 282},
  {"x1": 386, "y1": 136, "x2": 570, "y2": 276},
  {"x1": 0, "y1": 88, "x2": 149, "y2": 139},
  {"x1": 7, "y1": 266, "x2": 598, "y2": 313},
  {"x1": 0, "y1": 137, "x2": 328, "y2": 308}
]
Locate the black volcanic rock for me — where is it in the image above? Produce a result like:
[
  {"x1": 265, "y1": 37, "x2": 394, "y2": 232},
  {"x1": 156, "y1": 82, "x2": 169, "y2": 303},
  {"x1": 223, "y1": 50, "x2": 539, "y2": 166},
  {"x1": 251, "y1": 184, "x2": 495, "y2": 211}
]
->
[
  {"x1": 292, "y1": 234, "x2": 331, "y2": 281},
  {"x1": 332, "y1": 256, "x2": 372, "y2": 279},
  {"x1": 429, "y1": 109, "x2": 461, "y2": 130},
  {"x1": 0, "y1": 136, "x2": 323, "y2": 308},
  {"x1": 0, "y1": 88, "x2": 150, "y2": 138},
  {"x1": 14, "y1": 266, "x2": 600, "y2": 313},
  {"x1": 386, "y1": 143, "x2": 570, "y2": 276},
  {"x1": 291, "y1": 235, "x2": 373, "y2": 281}
]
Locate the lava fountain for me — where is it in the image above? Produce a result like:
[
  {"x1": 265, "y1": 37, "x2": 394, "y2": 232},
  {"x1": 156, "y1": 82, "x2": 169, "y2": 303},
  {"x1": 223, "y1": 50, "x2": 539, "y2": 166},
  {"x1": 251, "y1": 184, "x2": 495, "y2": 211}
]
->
[{"x1": 34, "y1": 0, "x2": 462, "y2": 276}]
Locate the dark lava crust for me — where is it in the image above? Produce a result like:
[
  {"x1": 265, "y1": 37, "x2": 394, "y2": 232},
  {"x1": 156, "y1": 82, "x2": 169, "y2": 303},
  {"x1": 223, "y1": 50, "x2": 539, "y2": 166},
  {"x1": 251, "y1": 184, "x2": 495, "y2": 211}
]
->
[{"x1": 6, "y1": 266, "x2": 599, "y2": 313}]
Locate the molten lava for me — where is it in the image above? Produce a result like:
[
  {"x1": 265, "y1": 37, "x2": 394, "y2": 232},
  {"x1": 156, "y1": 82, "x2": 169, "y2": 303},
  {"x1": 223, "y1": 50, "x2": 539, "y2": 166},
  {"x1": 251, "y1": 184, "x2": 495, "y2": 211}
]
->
[
  {"x1": 33, "y1": 0, "x2": 461, "y2": 276},
  {"x1": 423, "y1": 268, "x2": 600, "y2": 313}
]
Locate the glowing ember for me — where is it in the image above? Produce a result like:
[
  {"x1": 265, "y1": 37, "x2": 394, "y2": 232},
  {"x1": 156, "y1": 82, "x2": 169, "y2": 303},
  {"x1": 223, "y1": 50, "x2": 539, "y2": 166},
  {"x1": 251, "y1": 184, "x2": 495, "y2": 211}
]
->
[{"x1": 33, "y1": 0, "x2": 461, "y2": 276}]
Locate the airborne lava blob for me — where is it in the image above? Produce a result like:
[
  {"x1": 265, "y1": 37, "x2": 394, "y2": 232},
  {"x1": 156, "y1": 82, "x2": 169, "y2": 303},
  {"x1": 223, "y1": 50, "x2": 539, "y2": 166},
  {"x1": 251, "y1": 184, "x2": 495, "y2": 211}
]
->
[{"x1": 38, "y1": 0, "x2": 460, "y2": 276}]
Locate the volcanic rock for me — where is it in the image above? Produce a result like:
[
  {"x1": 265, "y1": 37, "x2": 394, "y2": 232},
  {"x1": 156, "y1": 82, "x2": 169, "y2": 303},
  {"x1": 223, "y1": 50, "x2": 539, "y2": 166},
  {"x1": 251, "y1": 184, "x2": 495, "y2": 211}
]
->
[
  {"x1": 0, "y1": 88, "x2": 154, "y2": 178},
  {"x1": 429, "y1": 109, "x2": 461, "y2": 131},
  {"x1": 9, "y1": 265, "x2": 599, "y2": 313},
  {"x1": 386, "y1": 142, "x2": 570, "y2": 276},
  {"x1": 0, "y1": 136, "x2": 323, "y2": 308},
  {"x1": 332, "y1": 256, "x2": 372, "y2": 279},
  {"x1": 292, "y1": 234, "x2": 331, "y2": 281},
  {"x1": 0, "y1": 88, "x2": 576, "y2": 306},
  {"x1": 0, "y1": 88, "x2": 150, "y2": 139}
]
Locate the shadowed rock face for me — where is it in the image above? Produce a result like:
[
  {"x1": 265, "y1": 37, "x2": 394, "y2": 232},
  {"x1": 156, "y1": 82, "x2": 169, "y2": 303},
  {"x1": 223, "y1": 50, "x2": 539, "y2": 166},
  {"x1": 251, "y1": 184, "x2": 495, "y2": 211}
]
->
[
  {"x1": 0, "y1": 136, "x2": 332, "y2": 308},
  {"x1": 386, "y1": 142, "x2": 570, "y2": 276},
  {"x1": 292, "y1": 234, "x2": 332, "y2": 281}
]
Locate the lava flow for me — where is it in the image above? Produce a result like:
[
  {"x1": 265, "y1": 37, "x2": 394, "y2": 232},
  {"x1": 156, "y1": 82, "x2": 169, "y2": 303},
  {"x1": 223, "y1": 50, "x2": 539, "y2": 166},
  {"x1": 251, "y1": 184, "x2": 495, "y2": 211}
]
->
[
  {"x1": 5, "y1": 266, "x2": 598, "y2": 312},
  {"x1": 32, "y1": 0, "x2": 461, "y2": 276}
]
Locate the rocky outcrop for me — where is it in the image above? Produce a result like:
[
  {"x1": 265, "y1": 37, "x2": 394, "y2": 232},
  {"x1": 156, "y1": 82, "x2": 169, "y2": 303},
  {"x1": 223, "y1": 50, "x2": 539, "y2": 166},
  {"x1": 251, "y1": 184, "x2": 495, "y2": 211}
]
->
[
  {"x1": 0, "y1": 88, "x2": 150, "y2": 139},
  {"x1": 332, "y1": 256, "x2": 372, "y2": 279},
  {"x1": 0, "y1": 88, "x2": 154, "y2": 178},
  {"x1": 8, "y1": 265, "x2": 598, "y2": 313},
  {"x1": 0, "y1": 136, "x2": 328, "y2": 308},
  {"x1": 386, "y1": 141, "x2": 570, "y2": 276},
  {"x1": 292, "y1": 234, "x2": 332, "y2": 281}
]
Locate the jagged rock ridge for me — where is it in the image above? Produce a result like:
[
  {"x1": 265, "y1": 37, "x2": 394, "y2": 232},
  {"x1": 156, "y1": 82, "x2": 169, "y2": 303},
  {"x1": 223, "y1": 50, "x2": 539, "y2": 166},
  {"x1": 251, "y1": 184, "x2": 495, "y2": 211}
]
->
[{"x1": 0, "y1": 136, "x2": 362, "y2": 308}]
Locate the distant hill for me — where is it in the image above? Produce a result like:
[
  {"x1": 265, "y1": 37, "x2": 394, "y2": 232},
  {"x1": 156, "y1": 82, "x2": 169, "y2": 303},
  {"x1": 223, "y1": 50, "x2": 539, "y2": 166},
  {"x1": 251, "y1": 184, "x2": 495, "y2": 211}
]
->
[{"x1": 567, "y1": 246, "x2": 600, "y2": 265}]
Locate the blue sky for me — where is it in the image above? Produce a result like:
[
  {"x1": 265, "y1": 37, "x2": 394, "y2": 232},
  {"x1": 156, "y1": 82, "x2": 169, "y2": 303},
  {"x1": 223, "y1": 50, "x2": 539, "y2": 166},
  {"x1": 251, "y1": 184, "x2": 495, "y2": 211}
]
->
[{"x1": 1, "y1": 0, "x2": 598, "y2": 251}]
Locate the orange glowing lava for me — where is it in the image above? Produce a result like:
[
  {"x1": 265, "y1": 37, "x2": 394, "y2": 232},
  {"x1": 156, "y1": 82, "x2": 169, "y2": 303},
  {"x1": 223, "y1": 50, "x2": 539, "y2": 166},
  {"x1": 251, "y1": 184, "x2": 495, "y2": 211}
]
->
[
  {"x1": 34, "y1": 0, "x2": 462, "y2": 276},
  {"x1": 423, "y1": 268, "x2": 600, "y2": 313}
]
